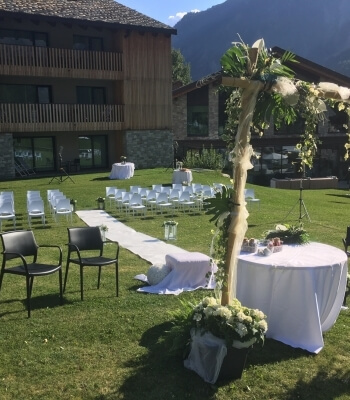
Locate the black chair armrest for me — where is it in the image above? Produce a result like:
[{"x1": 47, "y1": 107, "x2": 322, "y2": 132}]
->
[
  {"x1": 37, "y1": 244, "x2": 63, "y2": 266},
  {"x1": 66, "y1": 243, "x2": 83, "y2": 263},
  {"x1": 2, "y1": 251, "x2": 29, "y2": 272},
  {"x1": 102, "y1": 240, "x2": 119, "y2": 259}
]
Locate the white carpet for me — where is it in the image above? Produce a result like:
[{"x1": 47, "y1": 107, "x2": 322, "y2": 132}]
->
[{"x1": 75, "y1": 210, "x2": 188, "y2": 265}]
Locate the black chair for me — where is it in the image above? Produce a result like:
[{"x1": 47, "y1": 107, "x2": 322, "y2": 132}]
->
[
  {"x1": 0, "y1": 230, "x2": 63, "y2": 318},
  {"x1": 64, "y1": 227, "x2": 119, "y2": 300},
  {"x1": 342, "y1": 226, "x2": 350, "y2": 306}
]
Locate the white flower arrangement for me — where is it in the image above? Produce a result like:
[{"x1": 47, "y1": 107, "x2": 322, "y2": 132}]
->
[
  {"x1": 100, "y1": 224, "x2": 108, "y2": 232},
  {"x1": 147, "y1": 263, "x2": 172, "y2": 286},
  {"x1": 191, "y1": 297, "x2": 268, "y2": 349}
]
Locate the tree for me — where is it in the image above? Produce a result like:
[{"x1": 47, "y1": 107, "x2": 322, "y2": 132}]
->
[{"x1": 172, "y1": 48, "x2": 191, "y2": 85}]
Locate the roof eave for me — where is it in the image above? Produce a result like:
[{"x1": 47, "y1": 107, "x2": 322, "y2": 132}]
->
[{"x1": 0, "y1": 10, "x2": 177, "y2": 35}]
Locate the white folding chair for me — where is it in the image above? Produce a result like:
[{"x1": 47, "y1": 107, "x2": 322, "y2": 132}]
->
[
  {"x1": 244, "y1": 189, "x2": 260, "y2": 210},
  {"x1": 152, "y1": 184, "x2": 162, "y2": 193},
  {"x1": 0, "y1": 200, "x2": 16, "y2": 231},
  {"x1": 27, "y1": 199, "x2": 45, "y2": 227},
  {"x1": 144, "y1": 190, "x2": 158, "y2": 213},
  {"x1": 106, "y1": 186, "x2": 117, "y2": 206},
  {"x1": 172, "y1": 183, "x2": 183, "y2": 191},
  {"x1": 128, "y1": 194, "x2": 146, "y2": 217},
  {"x1": 169, "y1": 188, "x2": 181, "y2": 209},
  {"x1": 178, "y1": 191, "x2": 196, "y2": 213},
  {"x1": 130, "y1": 186, "x2": 140, "y2": 194},
  {"x1": 155, "y1": 192, "x2": 173, "y2": 215},
  {"x1": 114, "y1": 189, "x2": 126, "y2": 210},
  {"x1": 54, "y1": 198, "x2": 73, "y2": 223}
]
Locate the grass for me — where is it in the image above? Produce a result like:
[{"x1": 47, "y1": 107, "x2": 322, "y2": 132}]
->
[{"x1": 0, "y1": 168, "x2": 349, "y2": 400}]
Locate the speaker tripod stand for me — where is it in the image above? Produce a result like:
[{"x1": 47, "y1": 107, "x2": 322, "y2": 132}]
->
[
  {"x1": 49, "y1": 154, "x2": 75, "y2": 184},
  {"x1": 284, "y1": 180, "x2": 311, "y2": 222}
]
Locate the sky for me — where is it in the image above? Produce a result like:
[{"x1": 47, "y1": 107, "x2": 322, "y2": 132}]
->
[{"x1": 118, "y1": 0, "x2": 226, "y2": 27}]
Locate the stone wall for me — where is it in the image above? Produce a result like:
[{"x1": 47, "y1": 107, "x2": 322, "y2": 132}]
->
[
  {"x1": 125, "y1": 130, "x2": 173, "y2": 169},
  {"x1": 0, "y1": 133, "x2": 15, "y2": 180}
]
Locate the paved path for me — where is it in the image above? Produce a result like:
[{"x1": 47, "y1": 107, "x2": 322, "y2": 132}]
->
[{"x1": 76, "y1": 210, "x2": 188, "y2": 265}]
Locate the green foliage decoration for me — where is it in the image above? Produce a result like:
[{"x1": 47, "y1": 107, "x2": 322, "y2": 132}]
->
[
  {"x1": 204, "y1": 186, "x2": 237, "y2": 289},
  {"x1": 220, "y1": 39, "x2": 342, "y2": 170},
  {"x1": 264, "y1": 224, "x2": 310, "y2": 245}
]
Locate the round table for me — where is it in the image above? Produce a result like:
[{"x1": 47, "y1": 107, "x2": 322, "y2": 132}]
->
[
  {"x1": 237, "y1": 242, "x2": 347, "y2": 353},
  {"x1": 172, "y1": 169, "x2": 192, "y2": 184},
  {"x1": 109, "y1": 162, "x2": 135, "y2": 180}
]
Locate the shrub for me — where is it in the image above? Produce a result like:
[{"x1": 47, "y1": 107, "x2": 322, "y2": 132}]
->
[{"x1": 183, "y1": 146, "x2": 225, "y2": 170}]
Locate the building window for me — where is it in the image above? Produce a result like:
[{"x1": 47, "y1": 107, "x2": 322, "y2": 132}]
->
[
  {"x1": 327, "y1": 107, "x2": 347, "y2": 133},
  {"x1": 187, "y1": 86, "x2": 208, "y2": 136},
  {"x1": 0, "y1": 29, "x2": 48, "y2": 47},
  {"x1": 77, "y1": 87, "x2": 106, "y2": 104},
  {"x1": 274, "y1": 118, "x2": 305, "y2": 135},
  {"x1": 14, "y1": 137, "x2": 54, "y2": 171},
  {"x1": 218, "y1": 90, "x2": 229, "y2": 135},
  {"x1": 78, "y1": 135, "x2": 108, "y2": 168},
  {"x1": 0, "y1": 84, "x2": 51, "y2": 103},
  {"x1": 73, "y1": 35, "x2": 103, "y2": 51}
]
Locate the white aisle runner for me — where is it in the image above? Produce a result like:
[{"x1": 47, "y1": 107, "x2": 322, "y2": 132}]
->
[{"x1": 75, "y1": 210, "x2": 188, "y2": 265}]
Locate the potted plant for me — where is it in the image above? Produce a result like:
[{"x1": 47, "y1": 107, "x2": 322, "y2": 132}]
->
[
  {"x1": 70, "y1": 198, "x2": 77, "y2": 212},
  {"x1": 163, "y1": 220, "x2": 178, "y2": 240},
  {"x1": 183, "y1": 296, "x2": 267, "y2": 383},
  {"x1": 120, "y1": 156, "x2": 127, "y2": 164},
  {"x1": 96, "y1": 197, "x2": 105, "y2": 210},
  {"x1": 99, "y1": 224, "x2": 108, "y2": 241}
]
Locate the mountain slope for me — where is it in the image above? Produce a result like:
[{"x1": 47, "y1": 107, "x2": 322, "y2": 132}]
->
[{"x1": 172, "y1": 0, "x2": 350, "y2": 80}]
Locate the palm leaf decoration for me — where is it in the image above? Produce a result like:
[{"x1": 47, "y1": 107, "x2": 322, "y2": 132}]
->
[{"x1": 204, "y1": 186, "x2": 237, "y2": 224}]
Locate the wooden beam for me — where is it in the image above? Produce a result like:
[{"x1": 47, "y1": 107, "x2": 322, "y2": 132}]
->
[{"x1": 221, "y1": 76, "x2": 252, "y2": 89}]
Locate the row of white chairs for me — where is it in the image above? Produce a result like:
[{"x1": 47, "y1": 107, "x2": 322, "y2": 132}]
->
[
  {"x1": 0, "y1": 191, "x2": 16, "y2": 231},
  {"x1": 106, "y1": 185, "x2": 216, "y2": 217},
  {"x1": 47, "y1": 189, "x2": 73, "y2": 223},
  {"x1": 27, "y1": 190, "x2": 45, "y2": 228}
]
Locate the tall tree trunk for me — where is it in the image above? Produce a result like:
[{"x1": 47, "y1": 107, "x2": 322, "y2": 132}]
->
[{"x1": 221, "y1": 81, "x2": 263, "y2": 306}]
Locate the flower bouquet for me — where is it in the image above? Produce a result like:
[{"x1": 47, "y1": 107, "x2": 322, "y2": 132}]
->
[
  {"x1": 191, "y1": 296, "x2": 267, "y2": 349},
  {"x1": 96, "y1": 196, "x2": 105, "y2": 210},
  {"x1": 120, "y1": 156, "x2": 127, "y2": 164},
  {"x1": 99, "y1": 224, "x2": 108, "y2": 241},
  {"x1": 264, "y1": 224, "x2": 309, "y2": 245},
  {"x1": 184, "y1": 297, "x2": 268, "y2": 383}
]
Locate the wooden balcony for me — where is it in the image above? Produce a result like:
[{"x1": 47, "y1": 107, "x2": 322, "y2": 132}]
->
[
  {"x1": 0, "y1": 44, "x2": 123, "y2": 80},
  {"x1": 0, "y1": 103, "x2": 124, "y2": 132}
]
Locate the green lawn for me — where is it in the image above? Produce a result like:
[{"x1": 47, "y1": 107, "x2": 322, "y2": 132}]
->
[{"x1": 0, "y1": 169, "x2": 349, "y2": 400}]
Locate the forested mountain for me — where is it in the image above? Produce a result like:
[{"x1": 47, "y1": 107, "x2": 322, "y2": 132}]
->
[{"x1": 172, "y1": 0, "x2": 350, "y2": 80}]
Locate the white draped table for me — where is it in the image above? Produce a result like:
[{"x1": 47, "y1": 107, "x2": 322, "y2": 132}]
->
[
  {"x1": 172, "y1": 170, "x2": 193, "y2": 184},
  {"x1": 109, "y1": 162, "x2": 135, "y2": 180},
  {"x1": 136, "y1": 252, "x2": 217, "y2": 295},
  {"x1": 237, "y1": 242, "x2": 348, "y2": 353}
]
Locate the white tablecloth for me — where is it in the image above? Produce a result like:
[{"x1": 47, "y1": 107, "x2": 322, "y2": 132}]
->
[
  {"x1": 136, "y1": 252, "x2": 217, "y2": 295},
  {"x1": 109, "y1": 162, "x2": 135, "y2": 179},
  {"x1": 237, "y1": 242, "x2": 348, "y2": 353},
  {"x1": 172, "y1": 170, "x2": 193, "y2": 184}
]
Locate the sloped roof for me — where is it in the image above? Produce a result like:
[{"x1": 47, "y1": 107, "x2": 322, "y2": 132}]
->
[
  {"x1": 272, "y1": 46, "x2": 350, "y2": 87},
  {"x1": 0, "y1": 0, "x2": 176, "y2": 34},
  {"x1": 173, "y1": 48, "x2": 350, "y2": 98}
]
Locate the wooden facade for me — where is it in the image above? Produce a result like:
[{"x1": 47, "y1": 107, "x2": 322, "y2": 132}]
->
[
  {"x1": 0, "y1": 0, "x2": 176, "y2": 177},
  {"x1": 123, "y1": 31, "x2": 172, "y2": 130}
]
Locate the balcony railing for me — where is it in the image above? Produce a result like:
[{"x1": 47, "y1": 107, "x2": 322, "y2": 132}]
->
[
  {"x1": 0, "y1": 103, "x2": 124, "y2": 132},
  {"x1": 0, "y1": 44, "x2": 123, "y2": 79}
]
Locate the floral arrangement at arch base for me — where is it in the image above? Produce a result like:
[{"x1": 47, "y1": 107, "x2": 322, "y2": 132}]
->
[{"x1": 191, "y1": 296, "x2": 267, "y2": 349}]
